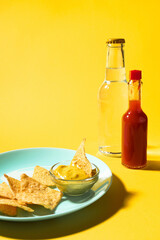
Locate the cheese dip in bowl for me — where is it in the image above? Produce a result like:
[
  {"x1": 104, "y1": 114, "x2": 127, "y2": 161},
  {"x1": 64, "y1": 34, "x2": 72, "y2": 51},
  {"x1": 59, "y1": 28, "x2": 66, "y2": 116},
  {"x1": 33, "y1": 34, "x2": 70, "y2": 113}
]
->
[{"x1": 50, "y1": 160, "x2": 99, "y2": 196}]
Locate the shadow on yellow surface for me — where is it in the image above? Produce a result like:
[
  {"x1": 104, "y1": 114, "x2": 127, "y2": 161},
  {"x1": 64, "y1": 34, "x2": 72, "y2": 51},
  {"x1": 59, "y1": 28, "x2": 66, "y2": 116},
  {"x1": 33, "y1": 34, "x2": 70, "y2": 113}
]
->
[
  {"x1": 143, "y1": 160, "x2": 160, "y2": 171},
  {"x1": 147, "y1": 145, "x2": 160, "y2": 159},
  {"x1": 145, "y1": 145, "x2": 160, "y2": 170},
  {"x1": 0, "y1": 174, "x2": 136, "y2": 239}
]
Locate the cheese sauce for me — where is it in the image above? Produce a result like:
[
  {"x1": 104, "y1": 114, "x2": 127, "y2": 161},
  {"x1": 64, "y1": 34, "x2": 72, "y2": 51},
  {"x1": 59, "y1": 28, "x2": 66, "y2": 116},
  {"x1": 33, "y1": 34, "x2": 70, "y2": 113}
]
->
[{"x1": 54, "y1": 165, "x2": 88, "y2": 180}]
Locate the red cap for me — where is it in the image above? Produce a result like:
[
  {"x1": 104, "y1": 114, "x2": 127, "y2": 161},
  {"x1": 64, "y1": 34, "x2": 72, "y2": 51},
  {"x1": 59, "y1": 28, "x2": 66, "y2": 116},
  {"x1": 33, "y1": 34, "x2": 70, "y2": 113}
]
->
[{"x1": 129, "y1": 70, "x2": 142, "y2": 80}]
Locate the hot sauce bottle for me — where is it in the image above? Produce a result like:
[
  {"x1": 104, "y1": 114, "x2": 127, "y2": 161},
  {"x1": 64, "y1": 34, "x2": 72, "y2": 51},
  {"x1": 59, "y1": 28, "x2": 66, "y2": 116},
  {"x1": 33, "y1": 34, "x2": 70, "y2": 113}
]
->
[{"x1": 122, "y1": 70, "x2": 147, "y2": 169}]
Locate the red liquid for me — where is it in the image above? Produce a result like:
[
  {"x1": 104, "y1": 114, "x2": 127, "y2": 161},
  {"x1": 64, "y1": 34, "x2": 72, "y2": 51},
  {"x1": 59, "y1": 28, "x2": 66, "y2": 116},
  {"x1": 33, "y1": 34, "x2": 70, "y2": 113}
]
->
[{"x1": 122, "y1": 100, "x2": 147, "y2": 168}]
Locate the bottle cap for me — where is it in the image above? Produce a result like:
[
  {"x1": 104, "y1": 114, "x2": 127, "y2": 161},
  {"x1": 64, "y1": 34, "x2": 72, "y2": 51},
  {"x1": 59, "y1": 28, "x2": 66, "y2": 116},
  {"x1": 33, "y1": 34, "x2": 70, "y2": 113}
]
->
[
  {"x1": 106, "y1": 38, "x2": 125, "y2": 44},
  {"x1": 129, "y1": 70, "x2": 142, "y2": 80}
]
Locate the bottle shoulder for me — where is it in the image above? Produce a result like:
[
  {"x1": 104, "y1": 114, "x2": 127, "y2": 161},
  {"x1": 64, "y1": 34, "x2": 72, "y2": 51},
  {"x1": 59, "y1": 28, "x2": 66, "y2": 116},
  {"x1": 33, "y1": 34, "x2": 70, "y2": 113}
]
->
[
  {"x1": 100, "y1": 79, "x2": 128, "y2": 86},
  {"x1": 123, "y1": 109, "x2": 148, "y2": 123},
  {"x1": 98, "y1": 80, "x2": 128, "y2": 93},
  {"x1": 140, "y1": 110, "x2": 148, "y2": 120},
  {"x1": 98, "y1": 80, "x2": 128, "y2": 102}
]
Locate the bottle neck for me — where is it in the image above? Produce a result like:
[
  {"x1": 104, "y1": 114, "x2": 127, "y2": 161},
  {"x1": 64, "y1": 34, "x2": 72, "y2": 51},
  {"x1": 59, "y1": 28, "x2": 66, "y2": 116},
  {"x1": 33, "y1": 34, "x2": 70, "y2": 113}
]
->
[
  {"x1": 105, "y1": 43, "x2": 126, "y2": 81},
  {"x1": 106, "y1": 43, "x2": 125, "y2": 69},
  {"x1": 128, "y1": 80, "x2": 141, "y2": 110}
]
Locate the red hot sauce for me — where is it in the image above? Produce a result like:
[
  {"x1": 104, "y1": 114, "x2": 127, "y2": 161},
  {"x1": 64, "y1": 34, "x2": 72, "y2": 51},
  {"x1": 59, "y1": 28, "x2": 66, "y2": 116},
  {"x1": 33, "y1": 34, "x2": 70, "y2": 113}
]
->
[{"x1": 122, "y1": 70, "x2": 147, "y2": 169}]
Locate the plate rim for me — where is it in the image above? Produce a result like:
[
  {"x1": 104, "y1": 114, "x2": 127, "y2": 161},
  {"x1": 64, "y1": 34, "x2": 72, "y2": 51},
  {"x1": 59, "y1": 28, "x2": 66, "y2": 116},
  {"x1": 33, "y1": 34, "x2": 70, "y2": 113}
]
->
[{"x1": 0, "y1": 147, "x2": 112, "y2": 222}]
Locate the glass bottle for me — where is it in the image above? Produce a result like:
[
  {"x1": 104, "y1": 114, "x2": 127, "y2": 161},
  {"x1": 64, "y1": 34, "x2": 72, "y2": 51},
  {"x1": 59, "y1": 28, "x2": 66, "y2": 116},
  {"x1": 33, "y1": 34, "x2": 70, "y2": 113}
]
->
[
  {"x1": 122, "y1": 70, "x2": 147, "y2": 168},
  {"x1": 98, "y1": 38, "x2": 128, "y2": 157}
]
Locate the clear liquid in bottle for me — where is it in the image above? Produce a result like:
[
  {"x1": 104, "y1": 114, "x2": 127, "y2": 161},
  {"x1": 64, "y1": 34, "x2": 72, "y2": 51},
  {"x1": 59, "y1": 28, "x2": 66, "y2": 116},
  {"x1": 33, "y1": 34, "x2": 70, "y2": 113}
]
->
[{"x1": 98, "y1": 39, "x2": 128, "y2": 157}]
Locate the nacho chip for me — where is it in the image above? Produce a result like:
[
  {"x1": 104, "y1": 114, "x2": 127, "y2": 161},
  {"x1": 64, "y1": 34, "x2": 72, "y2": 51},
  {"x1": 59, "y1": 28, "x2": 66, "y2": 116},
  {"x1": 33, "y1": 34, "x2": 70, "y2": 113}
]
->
[
  {"x1": 19, "y1": 174, "x2": 62, "y2": 210},
  {"x1": 4, "y1": 174, "x2": 21, "y2": 199},
  {"x1": 0, "y1": 203, "x2": 17, "y2": 216},
  {"x1": 71, "y1": 138, "x2": 92, "y2": 177},
  {"x1": 0, "y1": 198, "x2": 34, "y2": 215},
  {"x1": 32, "y1": 166, "x2": 55, "y2": 187},
  {"x1": 0, "y1": 182, "x2": 14, "y2": 199}
]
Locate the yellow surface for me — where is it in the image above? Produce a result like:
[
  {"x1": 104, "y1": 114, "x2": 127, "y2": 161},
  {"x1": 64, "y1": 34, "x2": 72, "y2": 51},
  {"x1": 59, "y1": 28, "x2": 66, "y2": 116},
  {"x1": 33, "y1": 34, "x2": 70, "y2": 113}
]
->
[{"x1": 0, "y1": 0, "x2": 159, "y2": 239}]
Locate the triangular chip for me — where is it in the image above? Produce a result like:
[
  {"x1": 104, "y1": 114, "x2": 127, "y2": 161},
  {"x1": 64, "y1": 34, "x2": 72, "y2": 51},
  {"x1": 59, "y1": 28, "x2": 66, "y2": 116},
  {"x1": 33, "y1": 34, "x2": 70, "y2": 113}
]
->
[
  {"x1": 0, "y1": 198, "x2": 34, "y2": 216},
  {"x1": 19, "y1": 174, "x2": 62, "y2": 210},
  {"x1": 71, "y1": 139, "x2": 92, "y2": 177},
  {"x1": 32, "y1": 166, "x2": 55, "y2": 187},
  {"x1": 0, "y1": 203, "x2": 17, "y2": 216},
  {"x1": 4, "y1": 174, "x2": 21, "y2": 199},
  {"x1": 0, "y1": 182, "x2": 14, "y2": 199}
]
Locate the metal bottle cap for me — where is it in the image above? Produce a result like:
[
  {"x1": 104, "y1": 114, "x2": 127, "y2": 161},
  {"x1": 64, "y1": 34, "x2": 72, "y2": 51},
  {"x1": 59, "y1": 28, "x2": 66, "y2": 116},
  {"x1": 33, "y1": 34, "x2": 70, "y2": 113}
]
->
[{"x1": 106, "y1": 38, "x2": 125, "y2": 44}]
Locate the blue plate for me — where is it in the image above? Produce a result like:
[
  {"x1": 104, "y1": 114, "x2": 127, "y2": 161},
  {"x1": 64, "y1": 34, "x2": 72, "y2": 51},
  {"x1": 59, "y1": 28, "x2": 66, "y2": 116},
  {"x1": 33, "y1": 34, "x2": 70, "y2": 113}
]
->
[{"x1": 0, "y1": 148, "x2": 112, "y2": 221}]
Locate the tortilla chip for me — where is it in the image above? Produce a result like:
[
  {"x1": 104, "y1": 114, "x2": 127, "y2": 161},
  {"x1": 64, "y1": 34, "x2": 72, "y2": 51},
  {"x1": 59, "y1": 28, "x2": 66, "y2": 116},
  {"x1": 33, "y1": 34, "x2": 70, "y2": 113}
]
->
[
  {"x1": 0, "y1": 198, "x2": 34, "y2": 215},
  {"x1": 0, "y1": 204, "x2": 17, "y2": 216},
  {"x1": 4, "y1": 174, "x2": 21, "y2": 199},
  {"x1": 71, "y1": 138, "x2": 92, "y2": 177},
  {"x1": 32, "y1": 166, "x2": 55, "y2": 187},
  {"x1": 19, "y1": 174, "x2": 62, "y2": 211},
  {"x1": 0, "y1": 182, "x2": 14, "y2": 199}
]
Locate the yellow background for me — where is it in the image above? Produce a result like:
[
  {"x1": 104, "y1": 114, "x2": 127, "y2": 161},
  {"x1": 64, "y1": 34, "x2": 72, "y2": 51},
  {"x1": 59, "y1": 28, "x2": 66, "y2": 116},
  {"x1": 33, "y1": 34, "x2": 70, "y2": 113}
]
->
[{"x1": 0, "y1": 1, "x2": 159, "y2": 240}]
